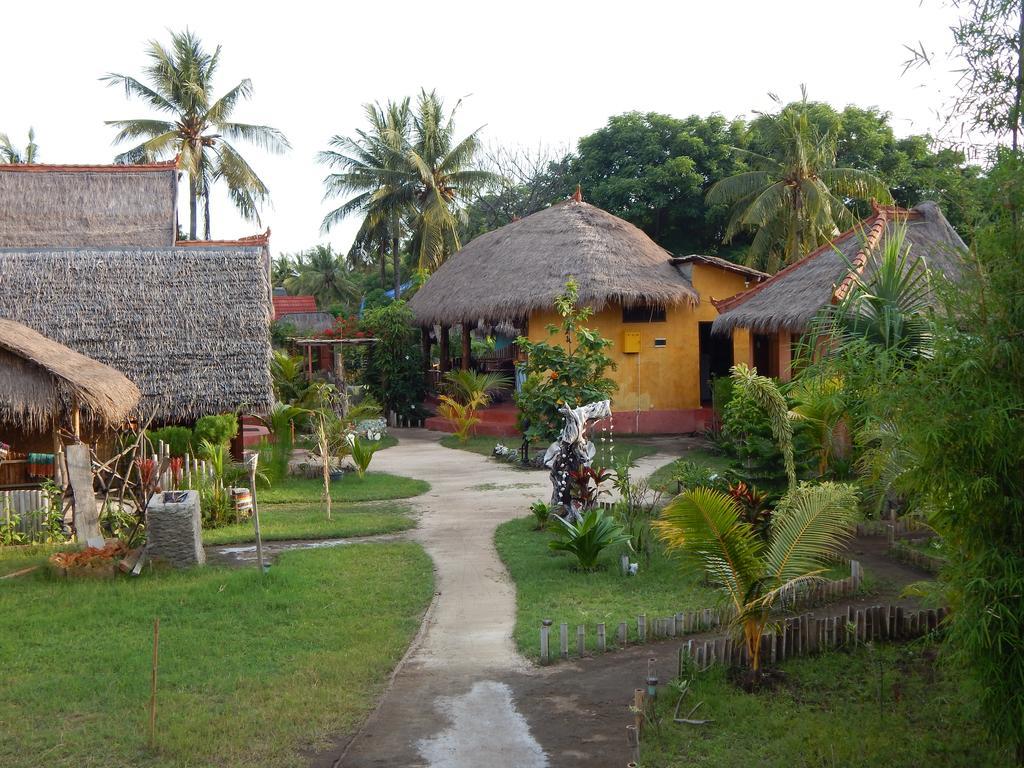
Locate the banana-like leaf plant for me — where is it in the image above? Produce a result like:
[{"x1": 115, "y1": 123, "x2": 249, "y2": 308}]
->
[{"x1": 654, "y1": 482, "x2": 859, "y2": 672}]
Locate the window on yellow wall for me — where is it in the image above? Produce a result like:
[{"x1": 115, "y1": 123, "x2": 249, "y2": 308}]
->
[{"x1": 622, "y1": 303, "x2": 666, "y2": 323}]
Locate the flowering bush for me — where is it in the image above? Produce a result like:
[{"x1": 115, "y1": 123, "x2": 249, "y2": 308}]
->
[{"x1": 322, "y1": 314, "x2": 368, "y2": 340}]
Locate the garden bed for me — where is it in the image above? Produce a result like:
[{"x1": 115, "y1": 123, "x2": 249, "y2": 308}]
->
[
  {"x1": 0, "y1": 542, "x2": 434, "y2": 768},
  {"x1": 637, "y1": 643, "x2": 1003, "y2": 766},
  {"x1": 257, "y1": 471, "x2": 429, "y2": 504}
]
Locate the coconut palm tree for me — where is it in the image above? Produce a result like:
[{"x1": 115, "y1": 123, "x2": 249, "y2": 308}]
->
[
  {"x1": 407, "y1": 90, "x2": 496, "y2": 271},
  {"x1": 0, "y1": 128, "x2": 39, "y2": 163},
  {"x1": 289, "y1": 245, "x2": 359, "y2": 307},
  {"x1": 654, "y1": 482, "x2": 859, "y2": 673},
  {"x1": 103, "y1": 29, "x2": 290, "y2": 240},
  {"x1": 707, "y1": 88, "x2": 893, "y2": 272},
  {"x1": 319, "y1": 99, "x2": 414, "y2": 296}
]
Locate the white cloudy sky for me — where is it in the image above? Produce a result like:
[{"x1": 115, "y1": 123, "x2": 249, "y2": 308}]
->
[{"x1": 3, "y1": 0, "x2": 964, "y2": 257}]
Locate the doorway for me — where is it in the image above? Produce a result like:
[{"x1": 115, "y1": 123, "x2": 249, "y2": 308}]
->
[{"x1": 699, "y1": 322, "x2": 734, "y2": 406}]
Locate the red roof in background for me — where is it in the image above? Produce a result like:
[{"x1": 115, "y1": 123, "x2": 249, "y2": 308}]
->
[{"x1": 272, "y1": 295, "x2": 318, "y2": 320}]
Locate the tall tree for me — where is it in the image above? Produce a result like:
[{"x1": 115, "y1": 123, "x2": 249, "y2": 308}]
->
[
  {"x1": 103, "y1": 29, "x2": 290, "y2": 239},
  {"x1": 319, "y1": 99, "x2": 414, "y2": 296},
  {"x1": 406, "y1": 90, "x2": 495, "y2": 272},
  {"x1": 707, "y1": 89, "x2": 893, "y2": 272},
  {"x1": 0, "y1": 128, "x2": 39, "y2": 164},
  {"x1": 572, "y1": 112, "x2": 747, "y2": 256}
]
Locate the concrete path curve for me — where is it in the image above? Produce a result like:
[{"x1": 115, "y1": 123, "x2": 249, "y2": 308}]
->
[{"x1": 331, "y1": 428, "x2": 552, "y2": 767}]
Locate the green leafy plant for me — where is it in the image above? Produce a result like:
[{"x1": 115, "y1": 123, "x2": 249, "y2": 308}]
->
[
  {"x1": 549, "y1": 506, "x2": 631, "y2": 571},
  {"x1": 515, "y1": 279, "x2": 617, "y2": 443},
  {"x1": 0, "y1": 512, "x2": 25, "y2": 545},
  {"x1": 361, "y1": 301, "x2": 425, "y2": 419},
  {"x1": 271, "y1": 350, "x2": 310, "y2": 404},
  {"x1": 529, "y1": 500, "x2": 551, "y2": 530},
  {"x1": 146, "y1": 426, "x2": 193, "y2": 458},
  {"x1": 347, "y1": 433, "x2": 379, "y2": 479},
  {"x1": 193, "y1": 414, "x2": 239, "y2": 450},
  {"x1": 654, "y1": 482, "x2": 859, "y2": 673},
  {"x1": 438, "y1": 369, "x2": 511, "y2": 442}
]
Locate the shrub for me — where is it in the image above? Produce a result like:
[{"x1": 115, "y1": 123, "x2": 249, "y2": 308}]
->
[
  {"x1": 146, "y1": 426, "x2": 192, "y2": 457},
  {"x1": 361, "y1": 301, "x2": 425, "y2": 419},
  {"x1": 347, "y1": 433, "x2": 379, "y2": 479},
  {"x1": 529, "y1": 500, "x2": 551, "y2": 530},
  {"x1": 193, "y1": 414, "x2": 239, "y2": 449},
  {"x1": 515, "y1": 280, "x2": 617, "y2": 443},
  {"x1": 549, "y1": 507, "x2": 630, "y2": 571}
]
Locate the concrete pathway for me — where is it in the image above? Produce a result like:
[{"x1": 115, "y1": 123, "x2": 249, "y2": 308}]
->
[{"x1": 327, "y1": 428, "x2": 553, "y2": 767}]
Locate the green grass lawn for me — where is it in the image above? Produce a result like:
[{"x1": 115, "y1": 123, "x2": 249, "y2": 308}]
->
[
  {"x1": 202, "y1": 501, "x2": 416, "y2": 545},
  {"x1": 440, "y1": 434, "x2": 660, "y2": 467},
  {"x1": 495, "y1": 516, "x2": 718, "y2": 657},
  {"x1": 0, "y1": 543, "x2": 67, "y2": 577},
  {"x1": 258, "y1": 471, "x2": 429, "y2": 504},
  {"x1": 640, "y1": 643, "x2": 1004, "y2": 767},
  {"x1": 0, "y1": 542, "x2": 433, "y2": 768},
  {"x1": 646, "y1": 448, "x2": 732, "y2": 493}
]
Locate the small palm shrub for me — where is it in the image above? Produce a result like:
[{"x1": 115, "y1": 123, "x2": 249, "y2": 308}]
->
[
  {"x1": 438, "y1": 396, "x2": 481, "y2": 442},
  {"x1": 549, "y1": 507, "x2": 631, "y2": 571},
  {"x1": 529, "y1": 500, "x2": 551, "y2": 530},
  {"x1": 347, "y1": 433, "x2": 379, "y2": 479}
]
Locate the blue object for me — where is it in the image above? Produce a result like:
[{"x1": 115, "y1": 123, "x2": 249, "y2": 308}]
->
[{"x1": 359, "y1": 280, "x2": 416, "y2": 318}]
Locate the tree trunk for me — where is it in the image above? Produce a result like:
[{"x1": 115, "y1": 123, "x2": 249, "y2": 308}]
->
[
  {"x1": 379, "y1": 238, "x2": 387, "y2": 290},
  {"x1": 1013, "y1": 2, "x2": 1024, "y2": 152},
  {"x1": 461, "y1": 322, "x2": 471, "y2": 371},
  {"x1": 203, "y1": 193, "x2": 211, "y2": 240},
  {"x1": 439, "y1": 325, "x2": 450, "y2": 373},
  {"x1": 392, "y1": 235, "x2": 401, "y2": 299},
  {"x1": 188, "y1": 175, "x2": 198, "y2": 240}
]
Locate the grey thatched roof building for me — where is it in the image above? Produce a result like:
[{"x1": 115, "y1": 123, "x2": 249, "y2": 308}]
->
[
  {"x1": 712, "y1": 202, "x2": 967, "y2": 334},
  {"x1": 408, "y1": 197, "x2": 700, "y2": 326},
  {"x1": 0, "y1": 161, "x2": 177, "y2": 248},
  {"x1": 0, "y1": 163, "x2": 273, "y2": 422}
]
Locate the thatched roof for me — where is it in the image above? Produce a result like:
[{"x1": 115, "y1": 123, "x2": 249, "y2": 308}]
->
[
  {"x1": 712, "y1": 202, "x2": 967, "y2": 334},
  {"x1": 408, "y1": 199, "x2": 698, "y2": 326},
  {"x1": 276, "y1": 311, "x2": 335, "y2": 335},
  {"x1": 0, "y1": 162, "x2": 177, "y2": 248},
  {"x1": 0, "y1": 318, "x2": 141, "y2": 429},
  {"x1": 0, "y1": 244, "x2": 273, "y2": 422}
]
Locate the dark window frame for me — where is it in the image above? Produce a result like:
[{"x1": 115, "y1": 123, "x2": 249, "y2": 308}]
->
[{"x1": 621, "y1": 303, "x2": 667, "y2": 323}]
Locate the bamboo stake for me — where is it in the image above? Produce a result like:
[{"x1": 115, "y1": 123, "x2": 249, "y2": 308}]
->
[{"x1": 149, "y1": 617, "x2": 160, "y2": 749}]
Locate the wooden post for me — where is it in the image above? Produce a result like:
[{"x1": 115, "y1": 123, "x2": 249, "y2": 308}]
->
[
  {"x1": 576, "y1": 625, "x2": 586, "y2": 656},
  {"x1": 421, "y1": 327, "x2": 433, "y2": 389},
  {"x1": 248, "y1": 453, "x2": 265, "y2": 573},
  {"x1": 618, "y1": 621, "x2": 628, "y2": 646},
  {"x1": 559, "y1": 623, "x2": 569, "y2": 659},
  {"x1": 597, "y1": 623, "x2": 607, "y2": 652},
  {"x1": 70, "y1": 394, "x2": 81, "y2": 440},
  {"x1": 540, "y1": 620, "x2": 552, "y2": 664},
  {"x1": 461, "y1": 322, "x2": 471, "y2": 371},
  {"x1": 637, "y1": 614, "x2": 647, "y2": 642},
  {"x1": 439, "y1": 325, "x2": 450, "y2": 373},
  {"x1": 149, "y1": 617, "x2": 160, "y2": 749}
]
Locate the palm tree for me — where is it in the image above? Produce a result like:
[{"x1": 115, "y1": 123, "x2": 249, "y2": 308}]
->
[
  {"x1": 271, "y1": 254, "x2": 299, "y2": 289},
  {"x1": 654, "y1": 482, "x2": 859, "y2": 672},
  {"x1": 707, "y1": 88, "x2": 893, "y2": 272},
  {"x1": 0, "y1": 128, "x2": 39, "y2": 163},
  {"x1": 103, "y1": 29, "x2": 290, "y2": 239},
  {"x1": 407, "y1": 90, "x2": 496, "y2": 271},
  {"x1": 290, "y1": 244, "x2": 359, "y2": 307},
  {"x1": 730, "y1": 363, "x2": 796, "y2": 491},
  {"x1": 319, "y1": 99, "x2": 414, "y2": 296}
]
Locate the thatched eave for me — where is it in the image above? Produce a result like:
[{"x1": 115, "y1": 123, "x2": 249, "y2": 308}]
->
[
  {"x1": 0, "y1": 318, "x2": 141, "y2": 429},
  {"x1": 408, "y1": 199, "x2": 698, "y2": 327}
]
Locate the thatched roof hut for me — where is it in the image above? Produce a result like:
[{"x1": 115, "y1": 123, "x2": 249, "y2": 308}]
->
[
  {"x1": 0, "y1": 244, "x2": 273, "y2": 422},
  {"x1": 0, "y1": 162, "x2": 177, "y2": 248},
  {"x1": 0, "y1": 318, "x2": 140, "y2": 429},
  {"x1": 712, "y1": 202, "x2": 966, "y2": 334},
  {"x1": 408, "y1": 198, "x2": 699, "y2": 326}
]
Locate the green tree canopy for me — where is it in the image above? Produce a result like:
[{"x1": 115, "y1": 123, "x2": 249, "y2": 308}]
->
[
  {"x1": 0, "y1": 128, "x2": 38, "y2": 164},
  {"x1": 570, "y1": 112, "x2": 746, "y2": 255}
]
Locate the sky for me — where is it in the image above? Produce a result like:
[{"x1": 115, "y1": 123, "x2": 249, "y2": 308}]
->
[{"x1": 2, "y1": 0, "x2": 966, "y2": 258}]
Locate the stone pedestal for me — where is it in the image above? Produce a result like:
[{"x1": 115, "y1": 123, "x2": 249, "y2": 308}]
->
[{"x1": 146, "y1": 490, "x2": 205, "y2": 568}]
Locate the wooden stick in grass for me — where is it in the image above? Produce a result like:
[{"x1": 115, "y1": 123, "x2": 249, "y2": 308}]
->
[{"x1": 149, "y1": 617, "x2": 160, "y2": 749}]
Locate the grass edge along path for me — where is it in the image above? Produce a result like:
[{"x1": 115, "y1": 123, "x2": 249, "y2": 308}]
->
[
  {"x1": 202, "y1": 500, "x2": 417, "y2": 545},
  {"x1": 0, "y1": 542, "x2": 434, "y2": 768},
  {"x1": 257, "y1": 471, "x2": 429, "y2": 504}
]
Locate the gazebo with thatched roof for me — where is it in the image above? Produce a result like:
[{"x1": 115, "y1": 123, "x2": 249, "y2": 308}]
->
[{"x1": 409, "y1": 193, "x2": 767, "y2": 434}]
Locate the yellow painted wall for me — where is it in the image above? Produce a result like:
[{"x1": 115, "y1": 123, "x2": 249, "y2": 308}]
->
[{"x1": 527, "y1": 263, "x2": 754, "y2": 412}]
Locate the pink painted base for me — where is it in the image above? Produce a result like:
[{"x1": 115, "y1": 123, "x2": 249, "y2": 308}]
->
[{"x1": 608, "y1": 408, "x2": 715, "y2": 435}]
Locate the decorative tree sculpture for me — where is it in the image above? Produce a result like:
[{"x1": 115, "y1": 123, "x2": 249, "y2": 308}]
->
[{"x1": 543, "y1": 400, "x2": 612, "y2": 521}]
